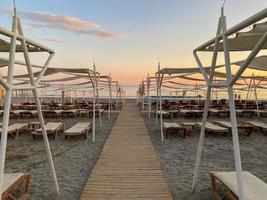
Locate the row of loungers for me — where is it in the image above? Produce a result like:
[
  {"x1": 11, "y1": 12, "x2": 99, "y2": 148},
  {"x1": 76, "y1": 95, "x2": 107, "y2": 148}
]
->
[
  {"x1": 157, "y1": 108, "x2": 267, "y2": 118},
  {"x1": 1, "y1": 109, "x2": 105, "y2": 119},
  {"x1": 1, "y1": 121, "x2": 93, "y2": 199},
  {"x1": 163, "y1": 121, "x2": 267, "y2": 199},
  {"x1": 11, "y1": 102, "x2": 120, "y2": 111},
  {"x1": 0, "y1": 121, "x2": 92, "y2": 139},
  {"x1": 1, "y1": 122, "x2": 93, "y2": 199},
  {"x1": 163, "y1": 120, "x2": 267, "y2": 138}
]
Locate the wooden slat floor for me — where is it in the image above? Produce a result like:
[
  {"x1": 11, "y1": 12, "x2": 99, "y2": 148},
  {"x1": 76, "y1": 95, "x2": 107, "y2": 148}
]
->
[{"x1": 80, "y1": 103, "x2": 173, "y2": 200}]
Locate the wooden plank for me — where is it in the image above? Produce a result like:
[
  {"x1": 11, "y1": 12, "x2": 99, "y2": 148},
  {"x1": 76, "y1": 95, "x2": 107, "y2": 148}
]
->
[{"x1": 80, "y1": 103, "x2": 173, "y2": 200}]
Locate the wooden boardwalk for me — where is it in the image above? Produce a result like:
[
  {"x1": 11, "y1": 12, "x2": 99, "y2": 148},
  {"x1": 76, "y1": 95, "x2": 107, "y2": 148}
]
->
[{"x1": 80, "y1": 103, "x2": 173, "y2": 200}]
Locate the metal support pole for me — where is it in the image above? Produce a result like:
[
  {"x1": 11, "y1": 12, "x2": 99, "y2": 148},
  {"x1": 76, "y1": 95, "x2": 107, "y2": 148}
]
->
[
  {"x1": 17, "y1": 18, "x2": 60, "y2": 197},
  {"x1": 155, "y1": 75, "x2": 159, "y2": 125},
  {"x1": 192, "y1": 85, "x2": 212, "y2": 191},
  {"x1": 92, "y1": 72, "x2": 96, "y2": 143},
  {"x1": 108, "y1": 75, "x2": 112, "y2": 119},
  {"x1": 221, "y1": 8, "x2": 245, "y2": 200},
  {"x1": 244, "y1": 77, "x2": 253, "y2": 110},
  {"x1": 159, "y1": 81, "x2": 164, "y2": 142},
  {"x1": 192, "y1": 14, "x2": 221, "y2": 192},
  {"x1": 0, "y1": 14, "x2": 18, "y2": 200},
  {"x1": 115, "y1": 82, "x2": 119, "y2": 110},
  {"x1": 252, "y1": 74, "x2": 260, "y2": 118},
  {"x1": 147, "y1": 76, "x2": 151, "y2": 119},
  {"x1": 94, "y1": 64, "x2": 103, "y2": 130},
  {"x1": 35, "y1": 53, "x2": 55, "y2": 84}
]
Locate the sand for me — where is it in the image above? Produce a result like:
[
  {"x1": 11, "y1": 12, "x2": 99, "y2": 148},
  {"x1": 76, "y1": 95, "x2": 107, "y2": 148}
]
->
[
  {"x1": 4, "y1": 112, "x2": 118, "y2": 200},
  {"x1": 144, "y1": 114, "x2": 267, "y2": 200}
]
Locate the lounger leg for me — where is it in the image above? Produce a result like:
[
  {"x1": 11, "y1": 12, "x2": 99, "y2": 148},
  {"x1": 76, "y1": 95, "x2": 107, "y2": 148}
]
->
[
  {"x1": 165, "y1": 129, "x2": 168, "y2": 139},
  {"x1": 24, "y1": 174, "x2": 30, "y2": 196},
  {"x1": 246, "y1": 127, "x2": 253, "y2": 137},
  {"x1": 183, "y1": 129, "x2": 186, "y2": 138},
  {"x1": 210, "y1": 173, "x2": 223, "y2": 200}
]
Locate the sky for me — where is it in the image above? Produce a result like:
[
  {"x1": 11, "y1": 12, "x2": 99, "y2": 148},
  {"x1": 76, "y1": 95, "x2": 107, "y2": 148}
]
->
[{"x1": 0, "y1": 0, "x2": 267, "y2": 85}]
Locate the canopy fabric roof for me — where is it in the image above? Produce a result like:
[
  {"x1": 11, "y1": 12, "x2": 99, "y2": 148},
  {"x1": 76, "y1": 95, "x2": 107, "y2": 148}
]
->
[
  {"x1": 157, "y1": 65, "x2": 223, "y2": 75},
  {"x1": 199, "y1": 21, "x2": 267, "y2": 52},
  {"x1": 235, "y1": 55, "x2": 267, "y2": 71},
  {"x1": 0, "y1": 38, "x2": 45, "y2": 52},
  {"x1": 156, "y1": 56, "x2": 267, "y2": 79}
]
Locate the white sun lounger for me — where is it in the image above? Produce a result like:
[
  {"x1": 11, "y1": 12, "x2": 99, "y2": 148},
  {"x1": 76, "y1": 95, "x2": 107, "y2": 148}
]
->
[
  {"x1": 62, "y1": 109, "x2": 79, "y2": 117},
  {"x1": 2, "y1": 173, "x2": 30, "y2": 200},
  {"x1": 210, "y1": 171, "x2": 267, "y2": 200},
  {"x1": 19, "y1": 110, "x2": 38, "y2": 118},
  {"x1": 163, "y1": 122, "x2": 187, "y2": 138},
  {"x1": 32, "y1": 122, "x2": 64, "y2": 139},
  {"x1": 156, "y1": 110, "x2": 170, "y2": 116},
  {"x1": 214, "y1": 121, "x2": 254, "y2": 136},
  {"x1": 64, "y1": 122, "x2": 92, "y2": 139},
  {"x1": 196, "y1": 122, "x2": 229, "y2": 136},
  {"x1": 0, "y1": 123, "x2": 29, "y2": 138},
  {"x1": 10, "y1": 110, "x2": 26, "y2": 117},
  {"x1": 245, "y1": 121, "x2": 267, "y2": 134}
]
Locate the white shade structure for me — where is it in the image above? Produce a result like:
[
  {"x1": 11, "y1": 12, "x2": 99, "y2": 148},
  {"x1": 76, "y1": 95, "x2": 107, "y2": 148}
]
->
[
  {"x1": 192, "y1": 7, "x2": 267, "y2": 200},
  {"x1": 0, "y1": 7, "x2": 59, "y2": 199}
]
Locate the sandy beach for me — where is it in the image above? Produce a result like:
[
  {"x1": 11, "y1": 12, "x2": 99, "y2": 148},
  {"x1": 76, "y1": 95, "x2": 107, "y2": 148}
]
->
[
  {"x1": 4, "y1": 112, "x2": 118, "y2": 200},
  {"x1": 144, "y1": 113, "x2": 267, "y2": 200}
]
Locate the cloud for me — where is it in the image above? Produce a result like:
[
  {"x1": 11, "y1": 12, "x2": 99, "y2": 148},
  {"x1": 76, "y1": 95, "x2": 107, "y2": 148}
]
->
[
  {"x1": 0, "y1": 8, "x2": 123, "y2": 39},
  {"x1": 44, "y1": 38, "x2": 65, "y2": 43}
]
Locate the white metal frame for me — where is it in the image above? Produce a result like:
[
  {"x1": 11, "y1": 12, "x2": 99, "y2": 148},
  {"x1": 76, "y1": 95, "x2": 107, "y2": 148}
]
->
[
  {"x1": 155, "y1": 62, "x2": 164, "y2": 141},
  {"x1": 0, "y1": 9, "x2": 59, "y2": 199},
  {"x1": 192, "y1": 7, "x2": 267, "y2": 200}
]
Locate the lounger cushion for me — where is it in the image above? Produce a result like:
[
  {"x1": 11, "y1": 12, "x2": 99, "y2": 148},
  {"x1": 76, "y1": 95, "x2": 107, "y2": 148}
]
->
[
  {"x1": 65, "y1": 122, "x2": 91, "y2": 135},
  {"x1": 247, "y1": 121, "x2": 267, "y2": 130},
  {"x1": 0, "y1": 123, "x2": 28, "y2": 133},
  {"x1": 213, "y1": 171, "x2": 267, "y2": 200},
  {"x1": 197, "y1": 122, "x2": 228, "y2": 132},
  {"x1": 214, "y1": 121, "x2": 232, "y2": 128},
  {"x1": 3, "y1": 173, "x2": 26, "y2": 192},
  {"x1": 34, "y1": 122, "x2": 63, "y2": 134},
  {"x1": 163, "y1": 122, "x2": 180, "y2": 129},
  {"x1": 156, "y1": 110, "x2": 169, "y2": 115}
]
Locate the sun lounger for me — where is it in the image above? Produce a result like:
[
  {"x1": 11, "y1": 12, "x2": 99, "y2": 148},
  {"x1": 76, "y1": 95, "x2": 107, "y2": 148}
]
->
[
  {"x1": 168, "y1": 110, "x2": 179, "y2": 118},
  {"x1": 88, "y1": 109, "x2": 105, "y2": 117},
  {"x1": 43, "y1": 110, "x2": 62, "y2": 118},
  {"x1": 32, "y1": 122, "x2": 64, "y2": 139},
  {"x1": 2, "y1": 173, "x2": 30, "y2": 200},
  {"x1": 245, "y1": 121, "x2": 267, "y2": 134},
  {"x1": 0, "y1": 123, "x2": 29, "y2": 139},
  {"x1": 210, "y1": 171, "x2": 267, "y2": 200},
  {"x1": 77, "y1": 109, "x2": 89, "y2": 117},
  {"x1": 62, "y1": 109, "x2": 79, "y2": 118},
  {"x1": 253, "y1": 110, "x2": 267, "y2": 117},
  {"x1": 163, "y1": 122, "x2": 187, "y2": 138},
  {"x1": 10, "y1": 110, "x2": 26, "y2": 118},
  {"x1": 156, "y1": 110, "x2": 170, "y2": 117},
  {"x1": 236, "y1": 109, "x2": 255, "y2": 118},
  {"x1": 19, "y1": 110, "x2": 38, "y2": 118},
  {"x1": 208, "y1": 109, "x2": 230, "y2": 117},
  {"x1": 214, "y1": 121, "x2": 254, "y2": 136},
  {"x1": 196, "y1": 122, "x2": 229, "y2": 136},
  {"x1": 180, "y1": 109, "x2": 203, "y2": 118},
  {"x1": 64, "y1": 122, "x2": 92, "y2": 139}
]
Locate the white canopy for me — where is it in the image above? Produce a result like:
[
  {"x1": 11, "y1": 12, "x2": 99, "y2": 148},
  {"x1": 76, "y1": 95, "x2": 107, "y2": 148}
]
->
[{"x1": 201, "y1": 21, "x2": 267, "y2": 51}]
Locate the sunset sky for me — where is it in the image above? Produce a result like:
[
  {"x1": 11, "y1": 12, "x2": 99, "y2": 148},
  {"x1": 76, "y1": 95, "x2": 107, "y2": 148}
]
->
[{"x1": 1, "y1": 0, "x2": 267, "y2": 85}]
